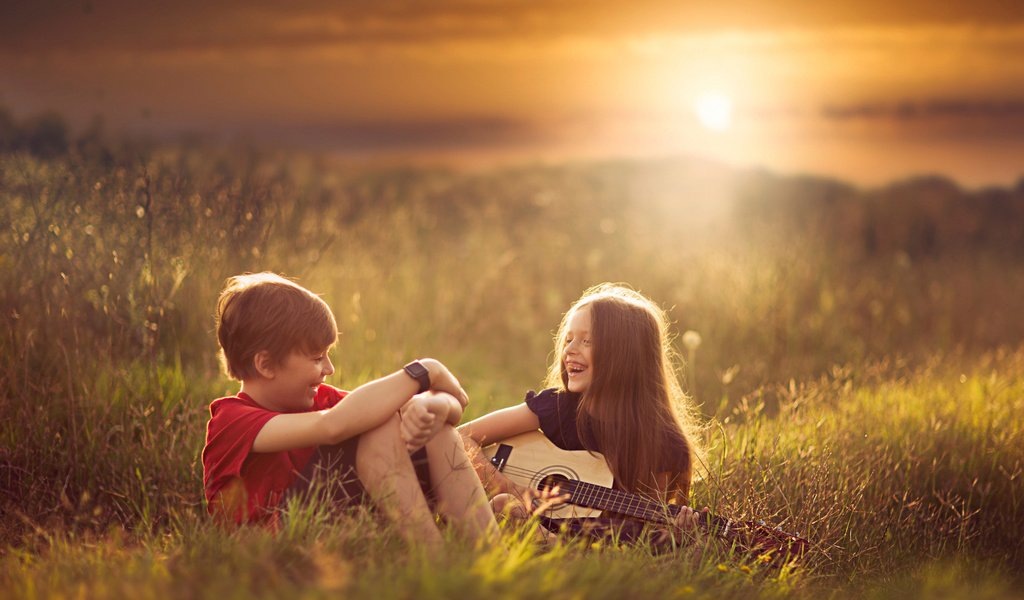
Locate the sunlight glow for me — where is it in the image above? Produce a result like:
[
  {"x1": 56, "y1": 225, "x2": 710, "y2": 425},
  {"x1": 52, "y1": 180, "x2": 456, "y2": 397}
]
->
[{"x1": 694, "y1": 92, "x2": 733, "y2": 131}]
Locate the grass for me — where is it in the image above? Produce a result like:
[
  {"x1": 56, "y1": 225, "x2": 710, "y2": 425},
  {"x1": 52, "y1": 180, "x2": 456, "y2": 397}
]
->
[
  {"x1": 705, "y1": 353, "x2": 1024, "y2": 579},
  {"x1": 3, "y1": 355, "x2": 1022, "y2": 598},
  {"x1": 2, "y1": 146, "x2": 1024, "y2": 597}
]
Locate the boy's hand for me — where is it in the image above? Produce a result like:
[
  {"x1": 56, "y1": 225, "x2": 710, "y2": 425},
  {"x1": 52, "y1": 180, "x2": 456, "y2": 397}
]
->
[
  {"x1": 419, "y1": 358, "x2": 469, "y2": 408},
  {"x1": 399, "y1": 391, "x2": 452, "y2": 452}
]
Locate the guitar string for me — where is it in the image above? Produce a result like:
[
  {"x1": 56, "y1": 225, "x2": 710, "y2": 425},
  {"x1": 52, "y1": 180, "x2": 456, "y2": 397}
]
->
[
  {"x1": 496, "y1": 463, "x2": 687, "y2": 521},
  {"x1": 493, "y1": 462, "x2": 765, "y2": 536},
  {"x1": 490, "y1": 462, "x2": 806, "y2": 549},
  {"x1": 494, "y1": 463, "x2": 682, "y2": 523},
  {"x1": 492, "y1": 462, "x2": 806, "y2": 548}
]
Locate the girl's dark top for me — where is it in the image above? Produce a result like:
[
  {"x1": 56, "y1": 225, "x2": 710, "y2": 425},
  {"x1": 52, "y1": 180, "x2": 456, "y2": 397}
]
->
[{"x1": 523, "y1": 387, "x2": 691, "y2": 488}]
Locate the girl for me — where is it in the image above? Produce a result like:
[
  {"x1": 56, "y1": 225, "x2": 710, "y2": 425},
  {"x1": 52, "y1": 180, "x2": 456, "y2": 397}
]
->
[{"x1": 459, "y1": 283, "x2": 704, "y2": 540}]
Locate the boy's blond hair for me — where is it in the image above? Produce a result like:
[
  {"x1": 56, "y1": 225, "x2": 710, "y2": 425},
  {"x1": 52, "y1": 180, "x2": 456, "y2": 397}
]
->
[{"x1": 216, "y1": 272, "x2": 338, "y2": 380}]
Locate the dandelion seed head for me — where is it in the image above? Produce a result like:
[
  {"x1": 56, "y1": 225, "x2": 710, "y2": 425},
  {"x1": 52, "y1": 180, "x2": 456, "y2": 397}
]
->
[{"x1": 683, "y1": 330, "x2": 702, "y2": 351}]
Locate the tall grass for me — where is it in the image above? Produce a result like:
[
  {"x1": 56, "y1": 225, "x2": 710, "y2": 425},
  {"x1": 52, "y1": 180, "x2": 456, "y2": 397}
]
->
[
  {"x1": 2, "y1": 146, "x2": 1023, "y2": 597},
  {"x1": 703, "y1": 353, "x2": 1024, "y2": 578}
]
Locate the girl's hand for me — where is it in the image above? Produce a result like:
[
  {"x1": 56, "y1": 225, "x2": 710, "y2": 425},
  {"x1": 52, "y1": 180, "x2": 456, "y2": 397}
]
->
[
  {"x1": 399, "y1": 392, "x2": 451, "y2": 452},
  {"x1": 520, "y1": 484, "x2": 571, "y2": 517},
  {"x1": 494, "y1": 484, "x2": 571, "y2": 520},
  {"x1": 419, "y1": 358, "x2": 469, "y2": 408},
  {"x1": 674, "y1": 505, "x2": 710, "y2": 531}
]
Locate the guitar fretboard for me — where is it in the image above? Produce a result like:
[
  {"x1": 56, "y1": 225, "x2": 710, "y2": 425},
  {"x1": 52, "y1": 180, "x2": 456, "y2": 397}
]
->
[{"x1": 547, "y1": 478, "x2": 732, "y2": 534}]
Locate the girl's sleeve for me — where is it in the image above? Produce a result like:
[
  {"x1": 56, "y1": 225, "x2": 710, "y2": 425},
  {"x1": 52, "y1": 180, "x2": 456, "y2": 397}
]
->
[{"x1": 524, "y1": 388, "x2": 567, "y2": 446}]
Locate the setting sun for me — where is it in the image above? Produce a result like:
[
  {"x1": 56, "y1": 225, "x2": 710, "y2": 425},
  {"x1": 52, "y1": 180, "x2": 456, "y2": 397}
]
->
[{"x1": 694, "y1": 92, "x2": 733, "y2": 132}]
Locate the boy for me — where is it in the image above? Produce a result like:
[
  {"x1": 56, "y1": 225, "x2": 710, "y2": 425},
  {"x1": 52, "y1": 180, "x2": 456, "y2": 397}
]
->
[{"x1": 202, "y1": 272, "x2": 498, "y2": 548}]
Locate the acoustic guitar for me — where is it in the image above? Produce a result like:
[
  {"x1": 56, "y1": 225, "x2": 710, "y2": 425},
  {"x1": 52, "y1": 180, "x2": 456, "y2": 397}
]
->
[{"x1": 484, "y1": 431, "x2": 809, "y2": 558}]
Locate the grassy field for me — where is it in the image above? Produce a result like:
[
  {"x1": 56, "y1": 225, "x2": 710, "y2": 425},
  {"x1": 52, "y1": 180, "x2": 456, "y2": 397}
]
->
[{"x1": 1, "y1": 146, "x2": 1023, "y2": 598}]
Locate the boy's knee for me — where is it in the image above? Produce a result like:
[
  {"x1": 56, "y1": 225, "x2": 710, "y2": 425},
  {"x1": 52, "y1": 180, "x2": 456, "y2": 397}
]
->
[
  {"x1": 364, "y1": 413, "x2": 402, "y2": 438},
  {"x1": 425, "y1": 423, "x2": 464, "y2": 451},
  {"x1": 357, "y1": 413, "x2": 404, "y2": 460},
  {"x1": 436, "y1": 422, "x2": 458, "y2": 439}
]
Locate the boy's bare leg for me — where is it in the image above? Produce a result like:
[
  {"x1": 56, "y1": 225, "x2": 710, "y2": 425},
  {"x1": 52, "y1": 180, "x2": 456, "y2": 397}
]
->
[
  {"x1": 356, "y1": 413, "x2": 443, "y2": 548},
  {"x1": 423, "y1": 425, "x2": 501, "y2": 545}
]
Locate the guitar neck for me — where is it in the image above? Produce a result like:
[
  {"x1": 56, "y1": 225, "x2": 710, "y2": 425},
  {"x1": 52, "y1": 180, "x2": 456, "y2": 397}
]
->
[
  {"x1": 557, "y1": 478, "x2": 731, "y2": 533},
  {"x1": 546, "y1": 478, "x2": 809, "y2": 559}
]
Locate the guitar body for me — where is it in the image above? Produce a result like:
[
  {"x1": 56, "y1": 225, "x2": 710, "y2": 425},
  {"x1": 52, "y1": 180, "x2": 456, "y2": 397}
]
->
[{"x1": 483, "y1": 431, "x2": 613, "y2": 519}]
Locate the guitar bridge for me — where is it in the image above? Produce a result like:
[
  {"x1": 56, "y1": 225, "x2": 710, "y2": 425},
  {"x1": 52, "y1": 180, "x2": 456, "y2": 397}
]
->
[{"x1": 490, "y1": 443, "x2": 512, "y2": 472}]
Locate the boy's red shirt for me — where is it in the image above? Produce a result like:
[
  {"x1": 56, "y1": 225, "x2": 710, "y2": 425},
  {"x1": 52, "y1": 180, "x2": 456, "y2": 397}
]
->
[{"x1": 202, "y1": 384, "x2": 347, "y2": 525}]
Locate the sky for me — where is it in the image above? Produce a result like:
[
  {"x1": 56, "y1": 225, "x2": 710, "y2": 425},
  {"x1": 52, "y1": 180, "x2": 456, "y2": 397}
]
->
[{"x1": 2, "y1": 0, "x2": 1024, "y2": 187}]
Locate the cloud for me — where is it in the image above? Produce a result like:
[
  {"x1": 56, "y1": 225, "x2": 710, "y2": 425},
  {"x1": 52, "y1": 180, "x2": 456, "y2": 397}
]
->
[
  {"x1": 823, "y1": 99, "x2": 1024, "y2": 121},
  {"x1": 815, "y1": 98, "x2": 1024, "y2": 141},
  {"x1": 266, "y1": 115, "x2": 546, "y2": 150},
  {"x1": 4, "y1": 0, "x2": 1024, "y2": 58}
]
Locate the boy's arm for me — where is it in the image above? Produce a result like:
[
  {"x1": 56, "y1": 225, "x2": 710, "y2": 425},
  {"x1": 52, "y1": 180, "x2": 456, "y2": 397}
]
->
[{"x1": 252, "y1": 359, "x2": 465, "y2": 453}]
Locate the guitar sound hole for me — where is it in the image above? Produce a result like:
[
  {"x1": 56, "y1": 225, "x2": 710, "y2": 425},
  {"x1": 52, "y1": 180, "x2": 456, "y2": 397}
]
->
[{"x1": 538, "y1": 474, "x2": 569, "y2": 493}]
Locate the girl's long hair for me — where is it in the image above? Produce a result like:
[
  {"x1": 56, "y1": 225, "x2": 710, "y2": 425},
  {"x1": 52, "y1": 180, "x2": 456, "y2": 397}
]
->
[{"x1": 545, "y1": 284, "x2": 701, "y2": 501}]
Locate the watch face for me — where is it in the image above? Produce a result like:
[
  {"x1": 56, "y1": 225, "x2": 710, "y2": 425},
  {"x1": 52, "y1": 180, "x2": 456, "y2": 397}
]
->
[{"x1": 405, "y1": 361, "x2": 429, "y2": 391}]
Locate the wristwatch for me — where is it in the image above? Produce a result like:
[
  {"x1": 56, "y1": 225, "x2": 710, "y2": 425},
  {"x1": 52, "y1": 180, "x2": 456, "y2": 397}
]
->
[{"x1": 403, "y1": 360, "x2": 430, "y2": 394}]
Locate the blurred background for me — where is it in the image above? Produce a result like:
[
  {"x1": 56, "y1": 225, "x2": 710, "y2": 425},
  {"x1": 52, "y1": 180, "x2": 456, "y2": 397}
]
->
[
  {"x1": 3, "y1": 0, "x2": 1024, "y2": 185},
  {"x1": 2, "y1": 0, "x2": 1023, "y2": 401}
]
